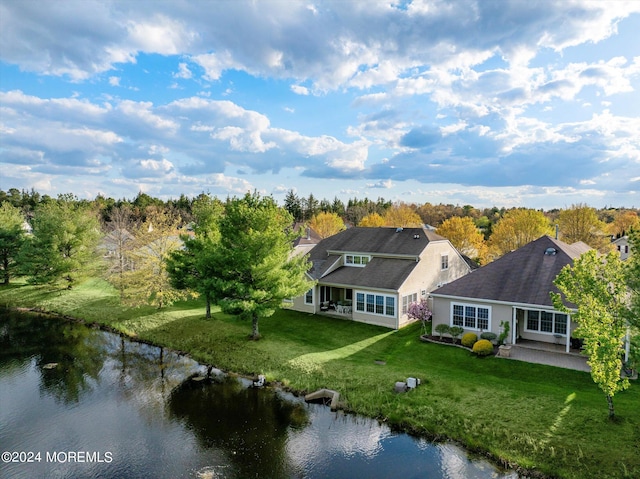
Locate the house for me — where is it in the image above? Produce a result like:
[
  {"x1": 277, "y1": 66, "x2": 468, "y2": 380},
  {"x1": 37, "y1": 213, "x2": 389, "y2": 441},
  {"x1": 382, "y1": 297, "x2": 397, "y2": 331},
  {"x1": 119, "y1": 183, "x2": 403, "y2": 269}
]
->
[
  {"x1": 612, "y1": 236, "x2": 631, "y2": 261},
  {"x1": 291, "y1": 223, "x2": 323, "y2": 257},
  {"x1": 430, "y1": 235, "x2": 591, "y2": 353},
  {"x1": 290, "y1": 227, "x2": 474, "y2": 329}
]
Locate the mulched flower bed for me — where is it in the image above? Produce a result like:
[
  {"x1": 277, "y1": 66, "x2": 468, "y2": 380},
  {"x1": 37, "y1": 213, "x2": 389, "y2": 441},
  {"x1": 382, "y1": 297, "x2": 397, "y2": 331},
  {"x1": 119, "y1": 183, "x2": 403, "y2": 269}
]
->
[{"x1": 420, "y1": 334, "x2": 500, "y2": 355}]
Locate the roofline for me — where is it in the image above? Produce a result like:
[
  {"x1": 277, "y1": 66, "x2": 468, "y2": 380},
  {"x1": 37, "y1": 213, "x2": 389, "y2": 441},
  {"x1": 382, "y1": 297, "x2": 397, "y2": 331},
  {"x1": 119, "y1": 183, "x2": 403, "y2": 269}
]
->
[
  {"x1": 428, "y1": 292, "x2": 572, "y2": 311},
  {"x1": 326, "y1": 249, "x2": 420, "y2": 260},
  {"x1": 316, "y1": 280, "x2": 398, "y2": 294}
]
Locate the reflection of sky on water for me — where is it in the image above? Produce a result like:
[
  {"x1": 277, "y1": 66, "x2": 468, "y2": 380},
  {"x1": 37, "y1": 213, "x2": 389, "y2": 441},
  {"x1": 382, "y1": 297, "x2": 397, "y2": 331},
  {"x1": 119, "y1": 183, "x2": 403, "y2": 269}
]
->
[
  {"x1": 1, "y1": 310, "x2": 518, "y2": 479},
  {"x1": 286, "y1": 402, "x2": 518, "y2": 479}
]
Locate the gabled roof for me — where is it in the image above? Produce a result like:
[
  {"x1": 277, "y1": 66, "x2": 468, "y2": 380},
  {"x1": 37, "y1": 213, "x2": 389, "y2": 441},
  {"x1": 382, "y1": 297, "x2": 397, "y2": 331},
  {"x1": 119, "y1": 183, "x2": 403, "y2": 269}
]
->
[
  {"x1": 430, "y1": 235, "x2": 591, "y2": 308},
  {"x1": 310, "y1": 227, "x2": 445, "y2": 258},
  {"x1": 307, "y1": 227, "x2": 447, "y2": 290}
]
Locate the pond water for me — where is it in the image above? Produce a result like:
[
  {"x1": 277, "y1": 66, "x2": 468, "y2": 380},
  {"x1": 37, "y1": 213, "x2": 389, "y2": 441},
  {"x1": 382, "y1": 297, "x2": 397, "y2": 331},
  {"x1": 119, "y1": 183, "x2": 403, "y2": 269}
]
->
[{"x1": 0, "y1": 309, "x2": 519, "y2": 479}]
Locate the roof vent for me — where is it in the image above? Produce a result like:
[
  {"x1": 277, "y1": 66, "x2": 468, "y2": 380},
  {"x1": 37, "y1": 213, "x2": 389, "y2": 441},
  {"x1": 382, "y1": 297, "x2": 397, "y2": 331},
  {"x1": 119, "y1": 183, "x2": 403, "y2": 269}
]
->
[
  {"x1": 544, "y1": 247, "x2": 557, "y2": 256},
  {"x1": 413, "y1": 234, "x2": 420, "y2": 239},
  {"x1": 396, "y1": 227, "x2": 403, "y2": 233}
]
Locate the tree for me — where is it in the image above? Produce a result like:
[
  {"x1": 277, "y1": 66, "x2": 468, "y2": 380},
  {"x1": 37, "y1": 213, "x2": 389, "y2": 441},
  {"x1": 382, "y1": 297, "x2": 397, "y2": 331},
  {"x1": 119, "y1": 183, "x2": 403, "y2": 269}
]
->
[
  {"x1": 167, "y1": 195, "x2": 224, "y2": 318},
  {"x1": 283, "y1": 189, "x2": 303, "y2": 222},
  {"x1": 552, "y1": 250, "x2": 630, "y2": 419},
  {"x1": 627, "y1": 229, "x2": 640, "y2": 330},
  {"x1": 19, "y1": 196, "x2": 101, "y2": 288},
  {"x1": 609, "y1": 210, "x2": 640, "y2": 238},
  {"x1": 557, "y1": 204, "x2": 609, "y2": 251},
  {"x1": 213, "y1": 192, "x2": 314, "y2": 339},
  {"x1": 382, "y1": 203, "x2": 423, "y2": 227},
  {"x1": 407, "y1": 298, "x2": 432, "y2": 334},
  {"x1": 308, "y1": 211, "x2": 345, "y2": 238},
  {"x1": 116, "y1": 207, "x2": 188, "y2": 308},
  {"x1": 302, "y1": 193, "x2": 319, "y2": 221},
  {"x1": 436, "y1": 216, "x2": 487, "y2": 264},
  {"x1": 488, "y1": 209, "x2": 552, "y2": 260},
  {"x1": 358, "y1": 212, "x2": 385, "y2": 227},
  {"x1": 103, "y1": 204, "x2": 136, "y2": 301},
  {"x1": 626, "y1": 230, "x2": 640, "y2": 372},
  {"x1": 0, "y1": 203, "x2": 26, "y2": 284}
]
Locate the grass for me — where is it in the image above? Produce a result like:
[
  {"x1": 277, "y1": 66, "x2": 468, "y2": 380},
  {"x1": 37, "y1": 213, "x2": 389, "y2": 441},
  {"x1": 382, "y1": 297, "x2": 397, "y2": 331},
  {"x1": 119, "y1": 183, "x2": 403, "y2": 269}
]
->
[{"x1": 1, "y1": 278, "x2": 639, "y2": 479}]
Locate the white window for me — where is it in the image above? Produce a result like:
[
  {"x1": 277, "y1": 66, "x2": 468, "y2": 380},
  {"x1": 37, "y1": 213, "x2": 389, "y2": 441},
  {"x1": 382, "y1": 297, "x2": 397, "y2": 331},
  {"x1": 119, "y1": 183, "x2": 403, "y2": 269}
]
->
[
  {"x1": 441, "y1": 254, "x2": 449, "y2": 270},
  {"x1": 525, "y1": 309, "x2": 568, "y2": 336},
  {"x1": 345, "y1": 254, "x2": 370, "y2": 267},
  {"x1": 356, "y1": 291, "x2": 395, "y2": 317},
  {"x1": 450, "y1": 303, "x2": 490, "y2": 331},
  {"x1": 402, "y1": 293, "x2": 418, "y2": 314},
  {"x1": 304, "y1": 289, "x2": 313, "y2": 304}
]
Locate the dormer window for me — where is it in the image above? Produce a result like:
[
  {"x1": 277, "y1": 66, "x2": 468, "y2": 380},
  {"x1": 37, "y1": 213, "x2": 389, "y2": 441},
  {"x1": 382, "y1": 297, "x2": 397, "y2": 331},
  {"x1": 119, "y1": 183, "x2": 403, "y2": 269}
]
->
[{"x1": 345, "y1": 254, "x2": 370, "y2": 266}]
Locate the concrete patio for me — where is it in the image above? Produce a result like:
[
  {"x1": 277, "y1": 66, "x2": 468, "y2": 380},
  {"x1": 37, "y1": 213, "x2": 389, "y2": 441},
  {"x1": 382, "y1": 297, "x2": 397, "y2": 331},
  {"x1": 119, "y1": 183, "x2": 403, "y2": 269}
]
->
[{"x1": 501, "y1": 341, "x2": 591, "y2": 372}]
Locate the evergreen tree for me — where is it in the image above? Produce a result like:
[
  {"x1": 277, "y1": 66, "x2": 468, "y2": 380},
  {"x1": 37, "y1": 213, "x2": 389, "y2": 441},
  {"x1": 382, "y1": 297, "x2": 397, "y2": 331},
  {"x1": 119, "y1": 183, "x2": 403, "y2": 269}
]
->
[
  {"x1": 19, "y1": 195, "x2": 101, "y2": 288},
  {"x1": 212, "y1": 192, "x2": 313, "y2": 339},
  {"x1": 0, "y1": 203, "x2": 27, "y2": 284}
]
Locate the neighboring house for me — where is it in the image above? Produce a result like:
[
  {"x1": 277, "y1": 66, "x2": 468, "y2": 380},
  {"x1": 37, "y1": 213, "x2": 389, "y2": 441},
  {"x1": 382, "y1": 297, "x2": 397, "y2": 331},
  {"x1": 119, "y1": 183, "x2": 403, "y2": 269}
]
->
[
  {"x1": 612, "y1": 236, "x2": 630, "y2": 261},
  {"x1": 430, "y1": 235, "x2": 591, "y2": 353},
  {"x1": 290, "y1": 227, "x2": 473, "y2": 329},
  {"x1": 292, "y1": 223, "x2": 323, "y2": 257}
]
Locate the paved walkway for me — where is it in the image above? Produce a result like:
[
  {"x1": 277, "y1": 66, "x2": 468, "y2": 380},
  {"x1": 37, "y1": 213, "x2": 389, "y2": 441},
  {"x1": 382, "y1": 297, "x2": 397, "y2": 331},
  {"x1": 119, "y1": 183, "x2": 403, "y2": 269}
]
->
[{"x1": 502, "y1": 345, "x2": 591, "y2": 372}]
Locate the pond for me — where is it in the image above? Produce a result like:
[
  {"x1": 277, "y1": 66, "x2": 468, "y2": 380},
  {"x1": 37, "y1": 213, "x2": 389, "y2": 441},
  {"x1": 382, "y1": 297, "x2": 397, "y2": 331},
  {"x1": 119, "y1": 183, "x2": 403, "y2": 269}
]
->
[{"x1": 0, "y1": 309, "x2": 520, "y2": 479}]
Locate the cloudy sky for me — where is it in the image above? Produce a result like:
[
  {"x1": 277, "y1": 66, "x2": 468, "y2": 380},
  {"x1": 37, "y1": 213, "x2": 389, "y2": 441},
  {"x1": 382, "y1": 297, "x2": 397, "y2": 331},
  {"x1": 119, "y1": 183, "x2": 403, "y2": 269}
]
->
[{"x1": 1, "y1": 0, "x2": 639, "y2": 209}]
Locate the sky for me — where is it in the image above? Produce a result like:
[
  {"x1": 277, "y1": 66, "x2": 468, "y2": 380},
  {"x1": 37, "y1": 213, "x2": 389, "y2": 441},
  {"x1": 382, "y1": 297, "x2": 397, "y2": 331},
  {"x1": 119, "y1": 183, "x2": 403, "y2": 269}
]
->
[{"x1": 1, "y1": 0, "x2": 639, "y2": 210}]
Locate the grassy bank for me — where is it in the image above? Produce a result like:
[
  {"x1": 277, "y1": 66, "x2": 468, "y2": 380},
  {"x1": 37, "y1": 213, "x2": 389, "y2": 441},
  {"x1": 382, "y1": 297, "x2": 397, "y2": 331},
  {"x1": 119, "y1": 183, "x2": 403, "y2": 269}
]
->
[{"x1": 1, "y1": 279, "x2": 638, "y2": 479}]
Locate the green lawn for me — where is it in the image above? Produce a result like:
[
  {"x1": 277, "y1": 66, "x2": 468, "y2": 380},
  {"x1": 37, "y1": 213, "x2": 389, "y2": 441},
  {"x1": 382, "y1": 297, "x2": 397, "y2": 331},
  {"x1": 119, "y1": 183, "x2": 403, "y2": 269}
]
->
[{"x1": 1, "y1": 279, "x2": 638, "y2": 479}]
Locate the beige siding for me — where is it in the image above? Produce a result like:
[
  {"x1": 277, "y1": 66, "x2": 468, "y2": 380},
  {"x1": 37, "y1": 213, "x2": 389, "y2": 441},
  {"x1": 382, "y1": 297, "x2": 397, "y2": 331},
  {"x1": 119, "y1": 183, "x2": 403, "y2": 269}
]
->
[{"x1": 398, "y1": 241, "x2": 471, "y2": 328}]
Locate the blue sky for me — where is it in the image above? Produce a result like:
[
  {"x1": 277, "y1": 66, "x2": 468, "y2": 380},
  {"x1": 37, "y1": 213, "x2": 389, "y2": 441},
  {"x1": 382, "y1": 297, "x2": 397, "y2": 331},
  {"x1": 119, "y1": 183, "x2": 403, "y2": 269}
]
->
[{"x1": 1, "y1": 0, "x2": 639, "y2": 209}]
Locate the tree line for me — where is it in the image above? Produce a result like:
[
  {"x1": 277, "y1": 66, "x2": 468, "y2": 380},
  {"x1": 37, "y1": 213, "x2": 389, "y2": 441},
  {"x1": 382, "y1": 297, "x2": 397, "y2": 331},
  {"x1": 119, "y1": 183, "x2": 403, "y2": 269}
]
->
[{"x1": 0, "y1": 187, "x2": 638, "y2": 417}]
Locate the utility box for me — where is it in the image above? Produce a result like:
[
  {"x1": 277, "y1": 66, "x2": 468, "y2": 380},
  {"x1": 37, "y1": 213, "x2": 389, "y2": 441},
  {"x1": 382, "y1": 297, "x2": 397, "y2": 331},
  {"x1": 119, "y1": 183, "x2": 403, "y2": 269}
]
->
[{"x1": 406, "y1": 377, "x2": 419, "y2": 389}]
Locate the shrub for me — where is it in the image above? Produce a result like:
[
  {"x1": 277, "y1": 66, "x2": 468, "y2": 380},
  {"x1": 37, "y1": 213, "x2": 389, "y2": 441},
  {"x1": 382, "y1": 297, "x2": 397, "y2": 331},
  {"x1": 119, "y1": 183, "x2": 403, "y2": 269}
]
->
[
  {"x1": 473, "y1": 339, "x2": 494, "y2": 356},
  {"x1": 434, "y1": 323, "x2": 450, "y2": 339},
  {"x1": 449, "y1": 326, "x2": 464, "y2": 342},
  {"x1": 461, "y1": 332, "x2": 478, "y2": 348},
  {"x1": 480, "y1": 332, "x2": 497, "y2": 342},
  {"x1": 497, "y1": 320, "x2": 510, "y2": 345}
]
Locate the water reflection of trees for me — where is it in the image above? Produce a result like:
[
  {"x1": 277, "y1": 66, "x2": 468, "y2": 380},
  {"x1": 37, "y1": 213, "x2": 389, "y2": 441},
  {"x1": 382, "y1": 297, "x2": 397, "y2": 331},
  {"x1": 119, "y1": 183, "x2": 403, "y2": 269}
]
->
[
  {"x1": 100, "y1": 334, "x2": 204, "y2": 418},
  {"x1": 0, "y1": 309, "x2": 108, "y2": 404},
  {"x1": 168, "y1": 376, "x2": 309, "y2": 478}
]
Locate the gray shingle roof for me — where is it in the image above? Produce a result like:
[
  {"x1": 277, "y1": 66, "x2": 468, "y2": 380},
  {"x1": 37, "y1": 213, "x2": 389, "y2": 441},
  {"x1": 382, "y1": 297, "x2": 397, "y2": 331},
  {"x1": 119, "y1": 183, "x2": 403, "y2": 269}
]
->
[
  {"x1": 307, "y1": 227, "x2": 445, "y2": 290},
  {"x1": 430, "y1": 235, "x2": 591, "y2": 307}
]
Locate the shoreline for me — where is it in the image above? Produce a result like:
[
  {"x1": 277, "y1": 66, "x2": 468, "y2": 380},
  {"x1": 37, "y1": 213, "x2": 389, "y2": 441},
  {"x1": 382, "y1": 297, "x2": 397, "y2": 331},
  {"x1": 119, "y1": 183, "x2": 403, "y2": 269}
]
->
[{"x1": 5, "y1": 304, "x2": 539, "y2": 478}]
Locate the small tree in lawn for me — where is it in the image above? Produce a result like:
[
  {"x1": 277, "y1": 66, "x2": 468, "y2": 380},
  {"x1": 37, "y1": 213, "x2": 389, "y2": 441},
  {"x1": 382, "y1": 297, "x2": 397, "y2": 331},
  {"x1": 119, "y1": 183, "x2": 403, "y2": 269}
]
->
[
  {"x1": 212, "y1": 192, "x2": 314, "y2": 340},
  {"x1": 407, "y1": 299, "x2": 432, "y2": 335},
  {"x1": 552, "y1": 249, "x2": 630, "y2": 419}
]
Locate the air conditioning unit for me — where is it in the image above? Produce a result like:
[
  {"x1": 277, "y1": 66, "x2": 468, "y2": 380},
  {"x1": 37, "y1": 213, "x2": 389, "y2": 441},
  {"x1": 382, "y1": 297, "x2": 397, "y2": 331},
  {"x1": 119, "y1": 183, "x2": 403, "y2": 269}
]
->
[{"x1": 406, "y1": 377, "x2": 420, "y2": 389}]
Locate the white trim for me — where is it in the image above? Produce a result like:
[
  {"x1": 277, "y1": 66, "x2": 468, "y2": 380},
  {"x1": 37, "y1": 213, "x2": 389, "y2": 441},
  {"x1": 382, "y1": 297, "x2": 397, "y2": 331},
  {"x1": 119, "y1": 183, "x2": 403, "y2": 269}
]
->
[
  {"x1": 523, "y1": 308, "x2": 569, "y2": 337},
  {"x1": 345, "y1": 254, "x2": 371, "y2": 267},
  {"x1": 355, "y1": 290, "x2": 396, "y2": 318},
  {"x1": 450, "y1": 302, "x2": 492, "y2": 331}
]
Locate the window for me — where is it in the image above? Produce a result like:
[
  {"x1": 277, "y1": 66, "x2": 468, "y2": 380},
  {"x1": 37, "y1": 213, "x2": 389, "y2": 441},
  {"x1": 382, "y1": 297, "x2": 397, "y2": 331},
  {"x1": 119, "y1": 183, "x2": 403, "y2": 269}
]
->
[
  {"x1": 345, "y1": 254, "x2": 370, "y2": 267},
  {"x1": 402, "y1": 293, "x2": 418, "y2": 314},
  {"x1": 524, "y1": 309, "x2": 569, "y2": 336},
  {"x1": 385, "y1": 297, "x2": 395, "y2": 316},
  {"x1": 366, "y1": 294, "x2": 375, "y2": 313},
  {"x1": 441, "y1": 254, "x2": 449, "y2": 270},
  {"x1": 554, "y1": 314, "x2": 567, "y2": 335},
  {"x1": 304, "y1": 289, "x2": 313, "y2": 304},
  {"x1": 356, "y1": 292, "x2": 365, "y2": 311},
  {"x1": 451, "y1": 303, "x2": 490, "y2": 331},
  {"x1": 452, "y1": 305, "x2": 464, "y2": 326},
  {"x1": 355, "y1": 291, "x2": 396, "y2": 317},
  {"x1": 540, "y1": 311, "x2": 553, "y2": 333}
]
